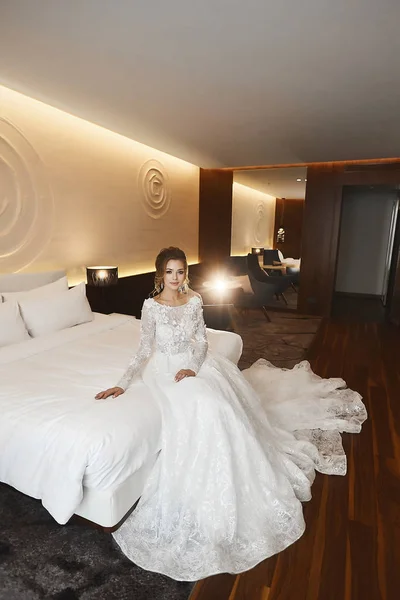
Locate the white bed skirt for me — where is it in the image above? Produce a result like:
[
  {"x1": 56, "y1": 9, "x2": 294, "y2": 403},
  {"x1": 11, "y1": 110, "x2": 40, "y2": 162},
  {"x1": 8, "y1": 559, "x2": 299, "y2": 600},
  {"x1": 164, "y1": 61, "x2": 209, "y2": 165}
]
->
[{"x1": 75, "y1": 453, "x2": 159, "y2": 528}]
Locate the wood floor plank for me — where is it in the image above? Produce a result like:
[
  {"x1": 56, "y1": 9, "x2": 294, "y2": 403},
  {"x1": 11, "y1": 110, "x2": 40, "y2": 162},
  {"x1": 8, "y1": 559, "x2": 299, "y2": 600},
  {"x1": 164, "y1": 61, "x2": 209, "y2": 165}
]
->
[
  {"x1": 229, "y1": 554, "x2": 277, "y2": 600},
  {"x1": 189, "y1": 573, "x2": 235, "y2": 600},
  {"x1": 316, "y1": 475, "x2": 348, "y2": 600},
  {"x1": 266, "y1": 473, "x2": 326, "y2": 600},
  {"x1": 191, "y1": 318, "x2": 400, "y2": 600}
]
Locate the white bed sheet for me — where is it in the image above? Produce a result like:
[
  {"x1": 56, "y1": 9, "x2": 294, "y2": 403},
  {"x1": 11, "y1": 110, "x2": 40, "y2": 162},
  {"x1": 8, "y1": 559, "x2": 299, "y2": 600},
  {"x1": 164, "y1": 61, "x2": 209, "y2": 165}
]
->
[
  {"x1": 0, "y1": 312, "x2": 243, "y2": 525},
  {"x1": 0, "y1": 314, "x2": 161, "y2": 524}
]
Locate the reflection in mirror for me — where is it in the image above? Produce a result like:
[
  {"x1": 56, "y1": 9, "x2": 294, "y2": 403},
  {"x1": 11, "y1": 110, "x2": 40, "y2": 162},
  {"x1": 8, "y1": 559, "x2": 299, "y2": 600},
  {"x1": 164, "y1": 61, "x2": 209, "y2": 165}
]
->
[{"x1": 231, "y1": 167, "x2": 307, "y2": 311}]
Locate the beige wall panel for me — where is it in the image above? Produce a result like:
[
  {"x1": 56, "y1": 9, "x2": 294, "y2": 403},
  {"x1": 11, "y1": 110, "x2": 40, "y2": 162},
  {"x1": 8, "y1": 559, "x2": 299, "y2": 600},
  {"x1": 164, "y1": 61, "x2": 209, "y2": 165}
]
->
[
  {"x1": 0, "y1": 86, "x2": 199, "y2": 284},
  {"x1": 231, "y1": 183, "x2": 275, "y2": 256}
]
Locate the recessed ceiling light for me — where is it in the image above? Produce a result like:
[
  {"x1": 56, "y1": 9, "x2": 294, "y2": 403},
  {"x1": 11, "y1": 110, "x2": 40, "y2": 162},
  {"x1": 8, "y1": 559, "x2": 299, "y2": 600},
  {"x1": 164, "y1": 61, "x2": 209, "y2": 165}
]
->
[{"x1": 296, "y1": 178, "x2": 302, "y2": 182}]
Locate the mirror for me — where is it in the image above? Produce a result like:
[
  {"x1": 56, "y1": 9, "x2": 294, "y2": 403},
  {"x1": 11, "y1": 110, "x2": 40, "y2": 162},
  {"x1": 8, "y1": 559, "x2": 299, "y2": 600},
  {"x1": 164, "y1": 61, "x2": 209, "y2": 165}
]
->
[{"x1": 231, "y1": 166, "x2": 307, "y2": 311}]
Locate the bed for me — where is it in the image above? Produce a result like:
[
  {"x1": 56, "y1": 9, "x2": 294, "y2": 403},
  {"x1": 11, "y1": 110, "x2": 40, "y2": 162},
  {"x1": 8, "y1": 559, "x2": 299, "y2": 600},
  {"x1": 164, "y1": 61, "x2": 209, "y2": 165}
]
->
[{"x1": 0, "y1": 271, "x2": 243, "y2": 528}]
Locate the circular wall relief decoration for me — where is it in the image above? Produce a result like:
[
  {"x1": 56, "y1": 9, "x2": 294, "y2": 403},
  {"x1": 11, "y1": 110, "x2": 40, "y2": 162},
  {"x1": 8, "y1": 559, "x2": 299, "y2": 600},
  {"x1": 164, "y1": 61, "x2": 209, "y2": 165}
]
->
[
  {"x1": 138, "y1": 159, "x2": 171, "y2": 219},
  {"x1": 0, "y1": 118, "x2": 54, "y2": 272},
  {"x1": 254, "y1": 202, "x2": 267, "y2": 245}
]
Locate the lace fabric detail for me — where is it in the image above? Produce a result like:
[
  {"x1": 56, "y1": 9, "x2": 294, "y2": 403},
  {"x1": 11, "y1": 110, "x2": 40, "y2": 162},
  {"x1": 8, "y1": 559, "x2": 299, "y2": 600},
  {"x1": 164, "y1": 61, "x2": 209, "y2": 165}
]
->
[
  {"x1": 117, "y1": 295, "x2": 208, "y2": 390},
  {"x1": 112, "y1": 299, "x2": 368, "y2": 581}
]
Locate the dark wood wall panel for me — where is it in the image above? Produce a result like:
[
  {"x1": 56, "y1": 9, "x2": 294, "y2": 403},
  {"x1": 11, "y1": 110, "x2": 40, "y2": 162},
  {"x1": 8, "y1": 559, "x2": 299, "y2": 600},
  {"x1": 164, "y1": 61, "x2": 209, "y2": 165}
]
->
[
  {"x1": 389, "y1": 250, "x2": 400, "y2": 325},
  {"x1": 341, "y1": 169, "x2": 400, "y2": 186},
  {"x1": 387, "y1": 205, "x2": 400, "y2": 326},
  {"x1": 298, "y1": 163, "x2": 400, "y2": 317},
  {"x1": 298, "y1": 165, "x2": 343, "y2": 316},
  {"x1": 199, "y1": 169, "x2": 233, "y2": 265},
  {"x1": 273, "y1": 198, "x2": 304, "y2": 259}
]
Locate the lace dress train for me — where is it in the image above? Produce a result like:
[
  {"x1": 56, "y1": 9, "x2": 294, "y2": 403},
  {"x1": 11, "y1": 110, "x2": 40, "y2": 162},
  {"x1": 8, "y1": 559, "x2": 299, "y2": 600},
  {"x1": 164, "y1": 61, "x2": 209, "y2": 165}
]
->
[{"x1": 111, "y1": 296, "x2": 367, "y2": 581}]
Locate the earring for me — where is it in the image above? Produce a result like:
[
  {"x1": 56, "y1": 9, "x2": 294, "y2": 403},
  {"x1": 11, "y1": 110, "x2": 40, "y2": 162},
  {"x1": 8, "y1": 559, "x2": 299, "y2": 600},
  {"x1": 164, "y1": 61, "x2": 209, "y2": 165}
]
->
[{"x1": 160, "y1": 282, "x2": 164, "y2": 290}]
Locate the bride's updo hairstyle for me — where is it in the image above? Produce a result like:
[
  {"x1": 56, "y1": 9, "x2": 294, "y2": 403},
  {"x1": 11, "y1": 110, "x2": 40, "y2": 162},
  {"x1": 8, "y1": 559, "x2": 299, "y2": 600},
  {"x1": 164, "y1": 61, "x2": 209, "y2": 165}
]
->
[{"x1": 152, "y1": 246, "x2": 190, "y2": 296}]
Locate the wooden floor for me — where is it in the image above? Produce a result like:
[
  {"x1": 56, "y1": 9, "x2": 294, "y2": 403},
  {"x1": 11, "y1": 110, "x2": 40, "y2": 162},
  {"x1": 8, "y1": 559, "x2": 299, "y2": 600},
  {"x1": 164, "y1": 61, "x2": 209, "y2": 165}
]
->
[
  {"x1": 190, "y1": 318, "x2": 400, "y2": 600},
  {"x1": 331, "y1": 293, "x2": 387, "y2": 323}
]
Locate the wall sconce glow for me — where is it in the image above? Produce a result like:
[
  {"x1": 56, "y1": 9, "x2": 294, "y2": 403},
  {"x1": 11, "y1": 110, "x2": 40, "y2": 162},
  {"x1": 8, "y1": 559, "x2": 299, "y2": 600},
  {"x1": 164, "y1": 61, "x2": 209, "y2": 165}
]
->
[
  {"x1": 86, "y1": 266, "x2": 118, "y2": 287},
  {"x1": 251, "y1": 247, "x2": 264, "y2": 255},
  {"x1": 296, "y1": 178, "x2": 302, "y2": 182},
  {"x1": 276, "y1": 227, "x2": 285, "y2": 243},
  {"x1": 202, "y1": 277, "x2": 231, "y2": 292},
  {"x1": 213, "y1": 280, "x2": 228, "y2": 291}
]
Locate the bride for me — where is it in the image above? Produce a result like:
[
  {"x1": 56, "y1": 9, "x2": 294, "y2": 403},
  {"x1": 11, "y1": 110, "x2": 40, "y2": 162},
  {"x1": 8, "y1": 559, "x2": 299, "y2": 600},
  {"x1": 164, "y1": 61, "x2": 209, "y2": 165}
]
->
[{"x1": 96, "y1": 246, "x2": 367, "y2": 582}]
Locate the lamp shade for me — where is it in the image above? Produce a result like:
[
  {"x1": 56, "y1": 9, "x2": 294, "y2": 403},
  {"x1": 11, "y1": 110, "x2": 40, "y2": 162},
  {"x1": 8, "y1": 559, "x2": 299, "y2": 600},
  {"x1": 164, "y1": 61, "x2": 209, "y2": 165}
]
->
[
  {"x1": 86, "y1": 266, "x2": 118, "y2": 287},
  {"x1": 251, "y1": 247, "x2": 264, "y2": 255}
]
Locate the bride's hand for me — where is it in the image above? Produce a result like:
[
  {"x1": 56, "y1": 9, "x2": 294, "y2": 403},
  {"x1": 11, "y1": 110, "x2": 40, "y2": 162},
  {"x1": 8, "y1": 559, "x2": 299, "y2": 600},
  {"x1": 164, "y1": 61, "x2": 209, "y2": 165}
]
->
[
  {"x1": 175, "y1": 369, "x2": 196, "y2": 382},
  {"x1": 95, "y1": 387, "x2": 125, "y2": 400}
]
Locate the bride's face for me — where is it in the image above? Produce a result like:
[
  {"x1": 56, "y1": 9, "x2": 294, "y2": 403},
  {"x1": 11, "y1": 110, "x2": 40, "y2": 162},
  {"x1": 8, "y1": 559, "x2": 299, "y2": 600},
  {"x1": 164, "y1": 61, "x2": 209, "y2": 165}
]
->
[{"x1": 163, "y1": 259, "x2": 186, "y2": 292}]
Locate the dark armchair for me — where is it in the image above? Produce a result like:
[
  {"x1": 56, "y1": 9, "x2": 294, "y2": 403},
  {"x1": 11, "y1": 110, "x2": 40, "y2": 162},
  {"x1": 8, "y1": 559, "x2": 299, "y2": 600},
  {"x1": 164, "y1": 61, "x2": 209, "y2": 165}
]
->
[
  {"x1": 263, "y1": 249, "x2": 282, "y2": 265},
  {"x1": 285, "y1": 265, "x2": 300, "y2": 286},
  {"x1": 234, "y1": 276, "x2": 281, "y2": 322},
  {"x1": 246, "y1": 253, "x2": 294, "y2": 304}
]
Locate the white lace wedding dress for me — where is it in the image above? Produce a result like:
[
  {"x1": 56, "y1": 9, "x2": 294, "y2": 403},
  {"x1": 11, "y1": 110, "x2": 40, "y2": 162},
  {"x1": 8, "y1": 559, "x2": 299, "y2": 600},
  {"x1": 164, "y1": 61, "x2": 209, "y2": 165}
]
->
[{"x1": 112, "y1": 295, "x2": 367, "y2": 581}]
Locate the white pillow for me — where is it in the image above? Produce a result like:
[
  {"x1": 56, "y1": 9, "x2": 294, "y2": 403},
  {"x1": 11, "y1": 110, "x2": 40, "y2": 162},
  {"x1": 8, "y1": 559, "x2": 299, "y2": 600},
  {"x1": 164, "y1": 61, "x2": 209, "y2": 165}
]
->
[
  {"x1": 0, "y1": 301, "x2": 30, "y2": 347},
  {"x1": 232, "y1": 275, "x2": 253, "y2": 294},
  {"x1": 18, "y1": 282, "x2": 94, "y2": 337},
  {"x1": 1, "y1": 276, "x2": 69, "y2": 302}
]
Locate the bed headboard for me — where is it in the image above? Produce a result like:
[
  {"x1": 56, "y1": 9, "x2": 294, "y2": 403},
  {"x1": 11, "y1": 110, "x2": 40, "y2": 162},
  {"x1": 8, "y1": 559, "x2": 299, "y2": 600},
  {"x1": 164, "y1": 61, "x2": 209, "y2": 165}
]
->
[{"x1": 0, "y1": 270, "x2": 67, "y2": 293}]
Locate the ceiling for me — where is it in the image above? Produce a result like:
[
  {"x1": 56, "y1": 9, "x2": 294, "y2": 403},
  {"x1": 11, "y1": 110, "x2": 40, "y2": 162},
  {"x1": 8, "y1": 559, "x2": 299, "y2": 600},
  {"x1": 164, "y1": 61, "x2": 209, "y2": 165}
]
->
[
  {"x1": 1, "y1": 1, "x2": 400, "y2": 168},
  {"x1": 234, "y1": 167, "x2": 307, "y2": 199}
]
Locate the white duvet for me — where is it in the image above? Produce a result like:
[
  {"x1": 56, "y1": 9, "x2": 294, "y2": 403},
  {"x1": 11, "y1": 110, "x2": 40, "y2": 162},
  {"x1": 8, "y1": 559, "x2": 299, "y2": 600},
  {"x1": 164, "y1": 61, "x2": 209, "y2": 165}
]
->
[{"x1": 0, "y1": 313, "x2": 242, "y2": 524}]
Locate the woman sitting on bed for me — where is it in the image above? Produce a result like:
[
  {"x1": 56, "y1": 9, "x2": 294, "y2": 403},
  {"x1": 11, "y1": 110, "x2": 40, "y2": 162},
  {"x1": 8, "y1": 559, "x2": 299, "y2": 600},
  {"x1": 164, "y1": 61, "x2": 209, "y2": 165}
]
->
[{"x1": 96, "y1": 246, "x2": 367, "y2": 582}]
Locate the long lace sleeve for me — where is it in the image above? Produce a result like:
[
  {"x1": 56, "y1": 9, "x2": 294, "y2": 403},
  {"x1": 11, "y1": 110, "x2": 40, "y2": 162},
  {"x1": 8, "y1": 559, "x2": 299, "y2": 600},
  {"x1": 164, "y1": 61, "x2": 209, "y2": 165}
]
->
[
  {"x1": 116, "y1": 300, "x2": 155, "y2": 390},
  {"x1": 187, "y1": 299, "x2": 208, "y2": 374}
]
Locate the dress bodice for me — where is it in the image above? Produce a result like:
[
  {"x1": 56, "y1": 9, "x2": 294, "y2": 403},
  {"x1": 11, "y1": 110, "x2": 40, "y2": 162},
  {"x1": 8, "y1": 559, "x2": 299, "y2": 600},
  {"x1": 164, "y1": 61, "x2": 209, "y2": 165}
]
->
[{"x1": 117, "y1": 295, "x2": 208, "y2": 390}]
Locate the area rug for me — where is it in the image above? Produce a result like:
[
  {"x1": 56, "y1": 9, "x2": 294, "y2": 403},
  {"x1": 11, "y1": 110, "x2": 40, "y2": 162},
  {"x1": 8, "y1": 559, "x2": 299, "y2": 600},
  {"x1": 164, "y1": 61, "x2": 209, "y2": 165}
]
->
[
  {"x1": 0, "y1": 484, "x2": 195, "y2": 600},
  {"x1": 235, "y1": 309, "x2": 321, "y2": 370}
]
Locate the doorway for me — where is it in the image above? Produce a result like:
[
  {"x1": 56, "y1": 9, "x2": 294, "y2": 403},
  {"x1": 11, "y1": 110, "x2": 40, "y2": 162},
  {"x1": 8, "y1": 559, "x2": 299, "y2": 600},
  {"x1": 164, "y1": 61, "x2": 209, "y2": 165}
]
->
[{"x1": 332, "y1": 185, "x2": 399, "y2": 321}]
